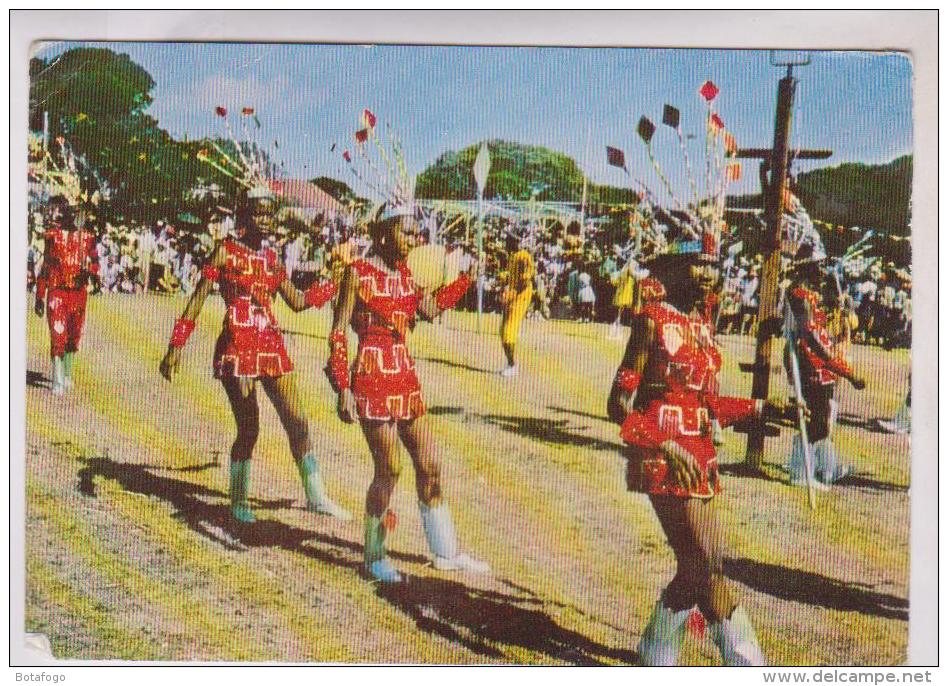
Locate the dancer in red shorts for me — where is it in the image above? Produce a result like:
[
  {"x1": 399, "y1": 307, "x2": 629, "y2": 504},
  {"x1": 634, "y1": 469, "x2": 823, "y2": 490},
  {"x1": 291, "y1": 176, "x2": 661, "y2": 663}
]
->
[
  {"x1": 34, "y1": 196, "x2": 99, "y2": 395},
  {"x1": 327, "y1": 205, "x2": 490, "y2": 583},
  {"x1": 607, "y1": 231, "x2": 797, "y2": 666},
  {"x1": 160, "y1": 196, "x2": 349, "y2": 524}
]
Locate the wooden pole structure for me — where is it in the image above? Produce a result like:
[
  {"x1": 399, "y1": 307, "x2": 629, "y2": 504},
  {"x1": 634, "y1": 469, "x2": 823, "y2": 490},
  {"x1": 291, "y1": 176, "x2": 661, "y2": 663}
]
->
[{"x1": 743, "y1": 58, "x2": 816, "y2": 469}]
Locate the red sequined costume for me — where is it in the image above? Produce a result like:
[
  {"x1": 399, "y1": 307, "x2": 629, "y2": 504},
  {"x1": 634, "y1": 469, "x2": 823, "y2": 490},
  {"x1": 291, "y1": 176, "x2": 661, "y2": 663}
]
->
[
  {"x1": 345, "y1": 259, "x2": 470, "y2": 421},
  {"x1": 36, "y1": 226, "x2": 99, "y2": 357},
  {"x1": 204, "y1": 239, "x2": 302, "y2": 379},
  {"x1": 788, "y1": 285, "x2": 853, "y2": 386},
  {"x1": 618, "y1": 302, "x2": 761, "y2": 498}
]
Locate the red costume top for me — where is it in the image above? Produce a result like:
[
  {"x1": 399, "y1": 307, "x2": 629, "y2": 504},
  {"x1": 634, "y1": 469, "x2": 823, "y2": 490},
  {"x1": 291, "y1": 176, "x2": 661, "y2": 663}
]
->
[
  {"x1": 789, "y1": 285, "x2": 853, "y2": 386},
  {"x1": 617, "y1": 302, "x2": 761, "y2": 498},
  {"x1": 36, "y1": 226, "x2": 99, "y2": 301},
  {"x1": 344, "y1": 259, "x2": 470, "y2": 421},
  {"x1": 207, "y1": 239, "x2": 294, "y2": 379}
]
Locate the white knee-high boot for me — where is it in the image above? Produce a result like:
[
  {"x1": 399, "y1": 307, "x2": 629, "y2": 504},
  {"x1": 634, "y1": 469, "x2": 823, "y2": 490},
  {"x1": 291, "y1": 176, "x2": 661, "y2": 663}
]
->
[
  {"x1": 296, "y1": 452, "x2": 351, "y2": 520},
  {"x1": 709, "y1": 605, "x2": 766, "y2": 666},
  {"x1": 418, "y1": 501, "x2": 490, "y2": 574},
  {"x1": 637, "y1": 599, "x2": 692, "y2": 666}
]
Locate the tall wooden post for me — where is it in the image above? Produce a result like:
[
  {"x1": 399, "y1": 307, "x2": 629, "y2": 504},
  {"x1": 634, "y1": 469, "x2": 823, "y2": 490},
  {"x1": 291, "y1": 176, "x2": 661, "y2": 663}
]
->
[{"x1": 744, "y1": 65, "x2": 798, "y2": 469}]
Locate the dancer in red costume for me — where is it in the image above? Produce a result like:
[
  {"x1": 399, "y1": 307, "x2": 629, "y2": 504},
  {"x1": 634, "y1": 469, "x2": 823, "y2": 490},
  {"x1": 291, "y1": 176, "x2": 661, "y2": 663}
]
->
[
  {"x1": 34, "y1": 195, "x2": 99, "y2": 395},
  {"x1": 783, "y1": 246, "x2": 866, "y2": 487},
  {"x1": 607, "y1": 234, "x2": 799, "y2": 666},
  {"x1": 327, "y1": 206, "x2": 490, "y2": 583},
  {"x1": 160, "y1": 197, "x2": 350, "y2": 524}
]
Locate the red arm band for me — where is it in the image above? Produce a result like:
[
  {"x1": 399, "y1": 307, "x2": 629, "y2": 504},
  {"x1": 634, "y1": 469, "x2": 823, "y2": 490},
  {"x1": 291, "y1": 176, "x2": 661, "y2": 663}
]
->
[
  {"x1": 434, "y1": 273, "x2": 471, "y2": 311},
  {"x1": 824, "y1": 355, "x2": 854, "y2": 379},
  {"x1": 201, "y1": 265, "x2": 220, "y2": 282},
  {"x1": 709, "y1": 396, "x2": 763, "y2": 429},
  {"x1": 619, "y1": 412, "x2": 669, "y2": 450},
  {"x1": 324, "y1": 329, "x2": 350, "y2": 392},
  {"x1": 615, "y1": 368, "x2": 642, "y2": 394},
  {"x1": 169, "y1": 318, "x2": 196, "y2": 349},
  {"x1": 304, "y1": 280, "x2": 338, "y2": 309}
]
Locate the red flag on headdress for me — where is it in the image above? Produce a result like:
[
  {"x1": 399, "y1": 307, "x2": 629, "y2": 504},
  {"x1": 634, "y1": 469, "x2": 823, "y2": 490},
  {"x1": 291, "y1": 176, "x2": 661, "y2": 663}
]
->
[
  {"x1": 362, "y1": 109, "x2": 377, "y2": 129},
  {"x1": 355, "y1": 129, "x2": 369, "y2": 144},
  {"x1": 699, "y1": 80, "x2": 719, "y2": 101},
  {"x1": 709, "y1": 113, "x2": 725, "y2": 131},
  {"x1": 242, "y1": 107, "x2": 254, "y2": 115},
  {"x1": 215, "y1": 106, "x2": 227, "y2": 117},
  {"x1": 343, "y1": 150, "x2": 352, "y2": 163}
]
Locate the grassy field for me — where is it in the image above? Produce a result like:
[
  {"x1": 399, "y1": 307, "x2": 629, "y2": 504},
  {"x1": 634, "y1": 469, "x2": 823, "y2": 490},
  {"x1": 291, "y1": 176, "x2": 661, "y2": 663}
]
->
[{"x1": 23, "y1": 293, "x2": 911, "y2": 664}]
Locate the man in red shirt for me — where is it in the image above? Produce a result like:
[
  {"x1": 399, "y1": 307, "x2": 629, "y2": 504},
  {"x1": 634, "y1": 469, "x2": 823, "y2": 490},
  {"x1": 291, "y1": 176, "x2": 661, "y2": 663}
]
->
[{"x1": 34, "y1": 196, "x2": 99, "y2": 394}]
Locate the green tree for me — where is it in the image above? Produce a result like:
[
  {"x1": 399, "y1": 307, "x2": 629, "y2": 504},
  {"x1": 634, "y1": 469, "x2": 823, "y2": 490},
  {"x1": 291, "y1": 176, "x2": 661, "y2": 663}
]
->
[{"x1": 415, "y1": 139, "x2": 635, "y2": 204}]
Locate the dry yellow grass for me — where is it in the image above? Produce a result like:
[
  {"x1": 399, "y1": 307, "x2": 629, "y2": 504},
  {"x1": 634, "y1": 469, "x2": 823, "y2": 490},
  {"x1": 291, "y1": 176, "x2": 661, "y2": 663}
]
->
[{"x1": 23, "y1": 294, "x2": 910, "y2": 664}]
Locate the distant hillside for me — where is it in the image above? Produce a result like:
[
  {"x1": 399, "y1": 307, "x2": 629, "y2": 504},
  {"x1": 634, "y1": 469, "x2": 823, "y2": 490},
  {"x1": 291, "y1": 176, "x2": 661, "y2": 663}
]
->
[
  {"x1": 795, "y1": 155, "x2": 912, "y2": 235},
  {"x1": 415, "y1": 139, "x2": 637, "y2": 205},
  {"x1": 728, "y1": 156, "x2": 912, "y2": 236}
]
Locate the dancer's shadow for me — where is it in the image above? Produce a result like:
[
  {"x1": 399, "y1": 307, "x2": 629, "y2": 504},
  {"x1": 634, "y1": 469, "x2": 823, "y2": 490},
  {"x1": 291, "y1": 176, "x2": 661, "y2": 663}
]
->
[
  {"x1": 377, "y1": 575, "x2": 636, "y2": 665},
  {"x1": 547, "y1": 405, "x2": 612, "y2": 424},
  {"x1": 724, "y1": 557, "x2": 908, "y2": 621},
  {"x1": 718, "y1": 462, "x2": 785, "y2": 483},
  {"x1": 76, "y1": 453, "x2": 634, "y2": 663},
  {"x1": 75, "y1": 454, "x2": 425, "y2": 566},
  {"x1": 478, "y1": 413, "x2": 624, "y2": 453},
  {"x1": 426, "y1": 407, "x2": 623, "y2": 453},
  {"x1": 837, "y1": 412, "x2": 909, "y2": 436},
  {"x1": 27, "y1": 370, "x2": 50, "y2": 389},
  {"x1": 834, "y1": 473, "x2": 909, "y2": 494},
  {"x1": 415, "y1": 355, "x2": 493, "y2": 375}
]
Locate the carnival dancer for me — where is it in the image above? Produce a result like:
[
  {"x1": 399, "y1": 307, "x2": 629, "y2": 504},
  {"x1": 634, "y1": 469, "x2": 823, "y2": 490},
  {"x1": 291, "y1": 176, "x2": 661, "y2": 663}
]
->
[
  {"x1": 34, "y1": 195, "x2": 100, "y2": 395},
  {"x1": 604, "y1": 81, "x2": 810, "y2": 664},
  {"x1": 608, "y1": 231, "x2": 797, "y2": 666},
  {"x1": 783, "y1": 244, "x2": 866, "y2": 488},
  {"x1": 159, "y1": 196, "x2": 350, "y2": 524},
  {"x1": 327, "y1": 205, "x2": 490, "y2": 584},
  {"x1": 499, "y1": 233, "x2": 535, "y2": 377}
]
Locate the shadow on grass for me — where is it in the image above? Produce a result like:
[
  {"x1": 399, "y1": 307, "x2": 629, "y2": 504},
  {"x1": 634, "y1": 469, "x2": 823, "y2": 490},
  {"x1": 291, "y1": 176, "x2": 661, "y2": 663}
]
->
[
  {"x1": 377, "y1": 575, "x2": 636, "y2": 665},
  {"x1": 27, "y1": 369, "x2": 50, "y2": 389},
  {"x1": 547, "y1": 405, "x2": 611, "y2": 424},
  {"x1": 836, "y1": 412, "x2": 892, "y2": 434},
  {"x1": 725, "y1": 557, "x2": 908, "y2": 621},
  {"x1": 75, "y1": 454, "x2": 425, "y2": 565},
  {"x1": 415, "y1": 355, "x2": 494, "y2": 375},
  {"x1": 429, "y1": 407, "x2": 623, "y2": 453},
  {"x1": 74, "y1": 453, "x2": 634, "y2": 663}
]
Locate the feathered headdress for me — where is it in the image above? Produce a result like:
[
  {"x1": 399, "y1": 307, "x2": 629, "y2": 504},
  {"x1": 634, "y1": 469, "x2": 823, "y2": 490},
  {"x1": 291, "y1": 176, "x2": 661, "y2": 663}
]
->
[
  {"x1": 339, "y1": 109, "x2": 418, "y2": 223},
  {"x1": 196, "y1": 105, "x2": 279, "y2": 201},
  {"x1": 28, "y1": 133, "x2": 101, "y2": 208},
  {"x1": 607, "y1": 81, "x2": 742, "y2": 264}
]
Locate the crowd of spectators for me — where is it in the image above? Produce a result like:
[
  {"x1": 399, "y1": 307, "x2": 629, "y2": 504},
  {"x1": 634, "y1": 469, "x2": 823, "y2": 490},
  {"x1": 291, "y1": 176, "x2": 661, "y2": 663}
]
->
[{"x1": 25, "y1": 207, "x2": 911, "y2": 349}]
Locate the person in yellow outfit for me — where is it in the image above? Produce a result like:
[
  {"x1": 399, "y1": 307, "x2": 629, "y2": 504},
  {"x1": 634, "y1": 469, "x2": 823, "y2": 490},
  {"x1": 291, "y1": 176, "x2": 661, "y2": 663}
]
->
[{"x1": 499, "y1": 234, "x2": 535, "y2": 377}]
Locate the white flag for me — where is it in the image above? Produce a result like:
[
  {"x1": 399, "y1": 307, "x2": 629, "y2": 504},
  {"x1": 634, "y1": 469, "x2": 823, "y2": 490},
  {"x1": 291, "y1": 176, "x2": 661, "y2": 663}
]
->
[{"x1": 473, "y1": 143, "x2": 491, "y2": 196}]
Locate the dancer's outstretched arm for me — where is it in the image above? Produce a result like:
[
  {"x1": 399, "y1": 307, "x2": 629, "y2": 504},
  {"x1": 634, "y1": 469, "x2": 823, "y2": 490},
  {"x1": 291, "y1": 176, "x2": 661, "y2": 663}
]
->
[
  {"x1": 278, "y1": 247, "x2": 349, "y2": 312},
  {"x1": 159, "y1": 244, "x2": 225, "y2": 381},
  {"x1": 327, "y1": 265, "x2": 358, "y2": 423},
  {"x1": 277, "y1": 273, "x2": 337, "y2": 312},
  {"x1": 791, "y1": 291, "x2": 865, "y2": 389},
  {"x1": 418, "y1": 260, "x2": 477, "y2": 320}
]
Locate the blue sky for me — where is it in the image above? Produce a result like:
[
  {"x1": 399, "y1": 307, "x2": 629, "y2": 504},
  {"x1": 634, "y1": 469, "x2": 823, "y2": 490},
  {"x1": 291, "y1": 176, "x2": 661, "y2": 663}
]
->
[{"x1": 35, "y1": 42, "x2": 913, "y2": 202}]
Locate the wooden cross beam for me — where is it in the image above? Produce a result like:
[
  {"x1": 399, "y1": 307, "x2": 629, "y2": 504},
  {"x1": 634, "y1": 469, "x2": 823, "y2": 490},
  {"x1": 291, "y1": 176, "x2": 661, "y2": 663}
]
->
[{"x1": 737, "y1": 148, "x2": 833, "y2": 161}]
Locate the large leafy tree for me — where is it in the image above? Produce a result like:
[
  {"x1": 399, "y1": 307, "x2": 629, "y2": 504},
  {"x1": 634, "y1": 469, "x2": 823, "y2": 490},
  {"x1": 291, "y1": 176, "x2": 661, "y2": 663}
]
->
[
  {"x1": 29, "y1": 47, "x2": 220, "y2": 227},
  {"x1": 415, "y1": 139, "x2": 636, "y2": 204}
]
